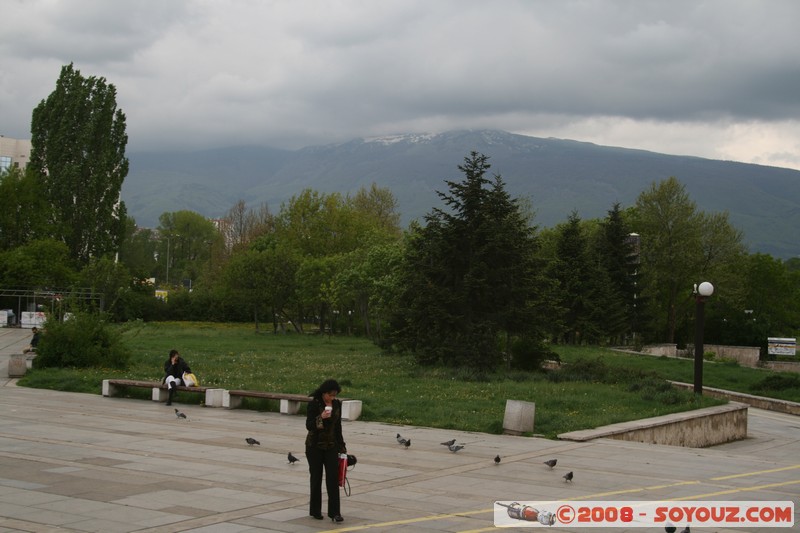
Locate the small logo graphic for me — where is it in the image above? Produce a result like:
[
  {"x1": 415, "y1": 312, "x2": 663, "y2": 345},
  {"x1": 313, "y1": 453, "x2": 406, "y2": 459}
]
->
[{"x1": 495, "y1": 502, "x2": 556, "y2": 526}]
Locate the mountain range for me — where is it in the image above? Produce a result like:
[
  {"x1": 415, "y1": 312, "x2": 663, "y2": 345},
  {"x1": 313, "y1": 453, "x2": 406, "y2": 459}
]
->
[{"x1": 121, "y1": 129, "x2": 800, "y2": 258}]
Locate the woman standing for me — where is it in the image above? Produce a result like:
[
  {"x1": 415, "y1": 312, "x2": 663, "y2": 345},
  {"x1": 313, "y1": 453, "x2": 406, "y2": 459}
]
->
[{"x1": 305, "y1": 379, "x2": 346, "y2": 522}]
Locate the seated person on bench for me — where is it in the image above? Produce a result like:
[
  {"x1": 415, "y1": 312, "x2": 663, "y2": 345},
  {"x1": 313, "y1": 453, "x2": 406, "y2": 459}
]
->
[
  {"x1": 23, "y1": 327, "x2": 41, "y2": 354},
  {"x1": 163, "y1": 349, "x2": 192, "y2": 406}
]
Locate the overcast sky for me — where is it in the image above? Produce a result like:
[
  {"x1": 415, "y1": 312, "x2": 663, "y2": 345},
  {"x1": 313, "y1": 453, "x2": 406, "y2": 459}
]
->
[{"x1": 2, "y1": 0, "x2": 799, "y2": 170}]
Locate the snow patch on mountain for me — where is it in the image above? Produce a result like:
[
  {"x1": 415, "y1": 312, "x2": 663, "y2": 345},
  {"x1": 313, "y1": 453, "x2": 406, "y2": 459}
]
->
[{"x1": 364, "y1": 133, "x2": 437, "y2": 145}]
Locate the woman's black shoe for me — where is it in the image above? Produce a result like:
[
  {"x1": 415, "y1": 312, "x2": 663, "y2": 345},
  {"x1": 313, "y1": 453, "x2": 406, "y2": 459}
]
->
[
  {"x1": 310, "y1": 513, "x2": 323, "y2": 520},
  {"x1": 331, "y1": 515, "x2": 344, "y2": 522}
]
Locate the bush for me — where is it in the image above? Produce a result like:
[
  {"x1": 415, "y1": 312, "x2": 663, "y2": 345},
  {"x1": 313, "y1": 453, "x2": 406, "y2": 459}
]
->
[
  {"x1": 34, "y1": 312, "x2": 131, "y2": 369},
  {"x1": 752, "y1": 373, "x2": 800, "y2": 392},
  {"x1": 509, "y1": 337, "x2": 556, "y2": 371},
  {"x1": 547, "y1": 357, "x2": 610, "y2": 383}
]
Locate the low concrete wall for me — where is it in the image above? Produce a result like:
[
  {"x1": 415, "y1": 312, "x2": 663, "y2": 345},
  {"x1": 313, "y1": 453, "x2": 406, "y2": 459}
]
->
[
  {"x1": 558, "y1": 402, "x2": 748, "y2": 448},
  {"x1": 702, "y1": 344, "x2": 760, "y2": 367},
  {"x1": 641, "y1": 344, "x2": 677, "y2": 357},
  {"x1": 762, "y1": 361, "x2": 800, "y2": 373},
  {"x1": 670, "y1": 381, "x2": 800, "y2": 416}
]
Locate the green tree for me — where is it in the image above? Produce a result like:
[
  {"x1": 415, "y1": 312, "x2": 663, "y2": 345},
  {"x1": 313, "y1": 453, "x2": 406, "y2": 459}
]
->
[
  {"x1": 632, "y1": 177, "x2": 745, "y2": 344},
  {"x1": 395, "y1": 152, "x2": 550, "y2": 371},
  {"x1": 712, "y1": 253, "x2": 800, "y2": 347},
  {"x1": 349, "y1": 183, "x2": 402, "y2": 240},
  {"x1": 594, "y1": 203, "x2": 639, "y2": 344},
  {"x1": 0, "y1": 166, "x2": 49, "y2": 251},
  {"x1": 29, "y1": 63, "x2": 129, "y2": 264},
  {"x1": 0, "y1": 239, "x2": 78, "y2": 288},
  {"x1": 117, "y1": 218, "x2": 158, "y2": 280},
  {"x1": 549, "y1": 212, "x2": 617, "y2": 344},
  {"x1": 156, "y1": 210, "x2": 218, "y2": 287}
]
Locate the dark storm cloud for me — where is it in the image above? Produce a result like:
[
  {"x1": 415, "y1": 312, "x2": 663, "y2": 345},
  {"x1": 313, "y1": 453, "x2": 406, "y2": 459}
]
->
[{"x1": 1, "y1": 0, "x2": 798, "y2": 169}]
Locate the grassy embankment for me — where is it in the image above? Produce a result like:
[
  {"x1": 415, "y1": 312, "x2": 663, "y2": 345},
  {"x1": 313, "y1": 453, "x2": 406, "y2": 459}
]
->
[{"x1": 19, "y1": 322, "x2": 799, "y2": 438}]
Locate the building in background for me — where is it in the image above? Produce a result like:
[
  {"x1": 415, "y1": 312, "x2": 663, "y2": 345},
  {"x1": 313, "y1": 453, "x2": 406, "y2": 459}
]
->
[{"x1": 0, "y1": 135, "x2": 31, "y2": 173}]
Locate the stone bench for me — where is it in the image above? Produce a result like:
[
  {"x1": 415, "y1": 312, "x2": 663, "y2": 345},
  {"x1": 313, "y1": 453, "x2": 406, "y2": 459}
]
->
[
  {"x1": 223, "y1": 389, "x2": 362, "y2": 419},
  {"x1": 102, "y1": 379, "x2": 225, "y2": 407}
]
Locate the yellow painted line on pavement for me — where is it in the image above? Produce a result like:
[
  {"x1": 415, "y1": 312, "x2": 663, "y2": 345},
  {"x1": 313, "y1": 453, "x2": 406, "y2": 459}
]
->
[
  {"x1": 712, "y1": 463, "x2": 800, "y2": 481},
  {"x1": 673, "y1": 478, "x2": 800, "y2": 500},
  {"x1": 337, "y1": 470, "x2": 800, "y2": 532},
  {"x1": 334, "y1": 480, "x2": 703, "y2": 532}
]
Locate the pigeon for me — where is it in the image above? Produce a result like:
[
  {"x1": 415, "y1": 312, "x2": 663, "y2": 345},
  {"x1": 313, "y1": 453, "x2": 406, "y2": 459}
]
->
[
  {"x1": 679, "y1": 527, "x2": 690, "y2": 533},
  {"x1": 664, "y1": 526, "x2": 676, "y2": 533},
  {"x1": 245, "y1": 437, "x2": 260, "y2": 446},
  {"x1": 448, "y1": 443, "x2": 464, "y2": 453},
  {"x1": 396, "y1": 433, "x2": 409, "y2": 445},
  {"x1": 174, "y1": 408, "x2": 187, "y2": 419},
  {"x1": 288, "y1": 452, "x2": 299, "y2": 464},
  {"x1": 494, "y1": 455, "x2": 501, "y2": 464},
  {"x1": 543, "y1": 459, "x2": 557, "y2": 469},
  {"x1": 440, "y1": 439, "x2": 456, "y2": 446},
  {"x1": 403, "y1": 438, "x2": 411, "y2": 448},
  {"x1": 563, "y1": 471, "x2": 573, "y2": 482}
]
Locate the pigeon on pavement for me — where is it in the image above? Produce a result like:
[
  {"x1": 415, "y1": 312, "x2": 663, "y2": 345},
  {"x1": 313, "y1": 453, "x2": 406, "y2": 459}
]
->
[
  {"x1": 245, "y1": 437, "x2": 260, "y2": 446},
  {"x1": 396, "y1": 433, "x2": 409, "y2": 445},
  {"x1": 403, "y1": 438, "x2": 411, "y2": 448},
  {"x1": 440, "y1": 439, "x2": 456, "y2": 446},
  {"x1": 563, "y1": 471, "x2": 573, "y2": 482},
  {"x1": 679, "y1": 527, "x2": 690, "y2": 533},
  {"x1": 494, "y1": 455, "x2": 501, "y2": 464},
  {"x1": 174, "y1": 408, "x2": 187, "y2": 419},
  {"x1": 543, "y1": 459, "x2": 557, "y2": 469},
  {"x1": 288, "y1": 452, "x2": 299, "y2": 464},
  {"x1": 664, "y1": 526, "x2": 676, "y2": 533},
  {"x1": 448, "y1": 443, "x2": 464, "y2": 453}
]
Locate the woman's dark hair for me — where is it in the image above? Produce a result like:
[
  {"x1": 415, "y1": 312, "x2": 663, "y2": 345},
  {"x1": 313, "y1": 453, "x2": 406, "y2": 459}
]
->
[
  {"x1": 169, "y1": 349, "x2": 179, "y2": 357},
  {"x1": 311, "y1": 379, "x2": 341, "y2": 400}
]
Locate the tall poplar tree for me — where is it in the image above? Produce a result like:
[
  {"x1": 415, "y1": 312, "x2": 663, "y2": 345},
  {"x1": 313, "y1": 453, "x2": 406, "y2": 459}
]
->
[{"x1": 30, "y1": 63, "x2": 128, "y2": 264}]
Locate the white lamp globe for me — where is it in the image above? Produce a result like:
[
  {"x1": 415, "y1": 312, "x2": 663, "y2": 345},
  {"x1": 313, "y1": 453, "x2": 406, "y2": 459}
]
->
[{"x1": 697, "y1": 281, "x2": 714, "y2": 297}]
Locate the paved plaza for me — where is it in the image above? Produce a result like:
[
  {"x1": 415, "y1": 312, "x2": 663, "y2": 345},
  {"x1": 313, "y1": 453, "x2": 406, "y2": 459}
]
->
[{"x1": 1, "y1": 327, "x2": 798, "y2": 532}]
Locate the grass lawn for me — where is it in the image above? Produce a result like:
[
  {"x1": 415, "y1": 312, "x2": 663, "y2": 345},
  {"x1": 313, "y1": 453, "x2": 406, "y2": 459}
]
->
[{"x1": 19, "y1": 322, "x2": 799, "y2": 438}]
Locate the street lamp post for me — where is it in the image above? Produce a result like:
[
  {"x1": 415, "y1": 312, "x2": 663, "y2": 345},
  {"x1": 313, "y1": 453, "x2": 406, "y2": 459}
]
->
[
  {"x1": 165, "y1": 234, "x2": 180, "y2": 287},
  {"x1": 166, "y1": 236, "x2": 171, "y2": 286},
  {"x1": 693, "y1": 281, "x2": 714, "y2": 394}
]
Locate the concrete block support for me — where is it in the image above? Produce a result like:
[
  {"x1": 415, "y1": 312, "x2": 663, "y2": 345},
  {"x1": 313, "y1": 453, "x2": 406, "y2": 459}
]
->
[
  {"x1": 101, "y1": 379, "x2": 116, "y2": 397},
  {"x1": 280, "y1": 399, "x2": 301, "y2": 415},
  {"x1": 152, "y1": 387, "x2": 169, "y2": 402},
  {"x1": 205, "y1": 388, "x2": 225, "y2": 407},
  {"x1": 503, "y1": 399, "x2": 535, "y2": 435},
  {"x1": 222, "y1": 391, "x2": 243, "y2": 409},
  {"x1": 341, "y1": 400, "x2": 362, "y2": 421},
  {"x1": 8, "y1": 354, "x2": 27, "y2": 377}
]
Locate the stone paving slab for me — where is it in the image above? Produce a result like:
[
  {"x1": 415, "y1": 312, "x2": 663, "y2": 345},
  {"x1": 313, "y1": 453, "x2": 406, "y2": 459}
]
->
[{"x1": 1, "y1": 329, "x2": 799, "y2": 532}]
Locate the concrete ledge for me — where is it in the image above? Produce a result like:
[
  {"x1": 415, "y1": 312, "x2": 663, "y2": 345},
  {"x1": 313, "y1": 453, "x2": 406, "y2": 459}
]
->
[
  {"x1": 670, "y1": 381, "x2": 800, "y2": 416},
  {"x1": 558, "y1": 402, "x2": 748, "y2": 448}
]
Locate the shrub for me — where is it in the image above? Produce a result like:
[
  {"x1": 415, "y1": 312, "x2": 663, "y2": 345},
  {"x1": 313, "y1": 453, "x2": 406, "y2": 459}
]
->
[
  {"x1": 510, "y1": 337, "x2": 555, "y2": 371},
  {"x1": 34, "y1": 312, "x2": 131, "y2": 369},
  {"x1": 752, "y1": 373, "x2": 800, "y2": 392},
  {"x1": 547, "y1": 357, "x2": 610, "y2": 383}
]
